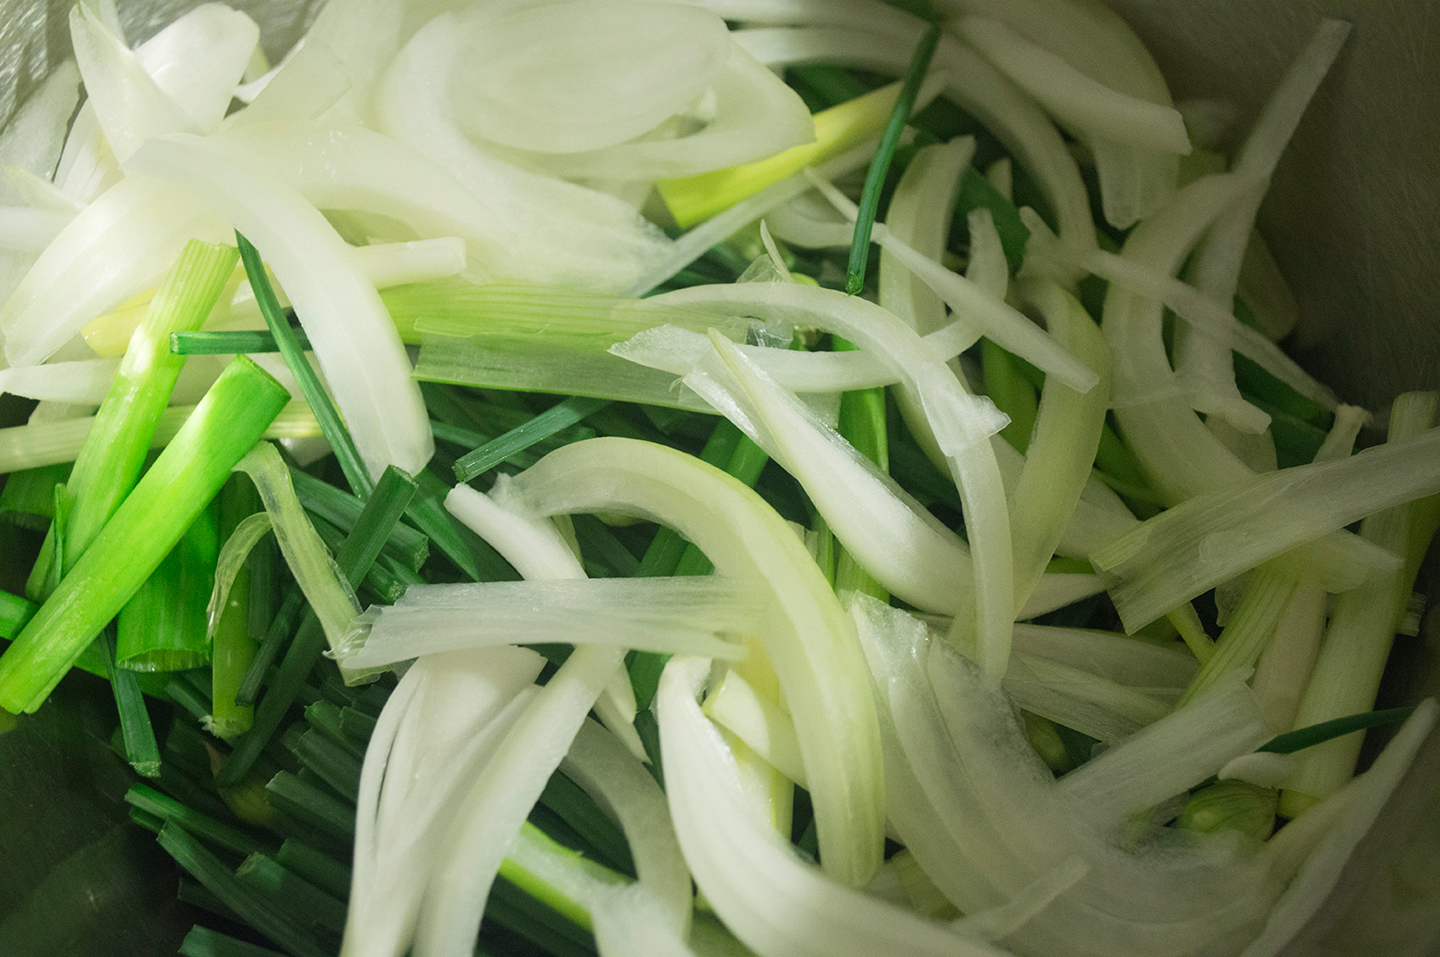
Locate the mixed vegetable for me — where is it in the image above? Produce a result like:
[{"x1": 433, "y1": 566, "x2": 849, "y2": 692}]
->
[{"x1": 0, "y1": 0, "x2": 1437, "y2": 955}]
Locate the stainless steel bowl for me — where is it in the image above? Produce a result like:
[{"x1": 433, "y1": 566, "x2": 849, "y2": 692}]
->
[{"x1": 0, "y1": 2, "x2": 1436, "y2": 954}]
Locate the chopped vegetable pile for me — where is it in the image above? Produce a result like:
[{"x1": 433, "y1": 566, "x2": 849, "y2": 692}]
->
[{"x1": 0, "y1": 0, "x2": 1437, "y2": 955}]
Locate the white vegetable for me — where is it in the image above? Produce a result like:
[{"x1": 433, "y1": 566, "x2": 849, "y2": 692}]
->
[
  {"x1": 126, "y1": 133, "x2": 435, "y2": 480},
  {"x1": 339, "y1": 577, "x2": 762, "y2": 669}
]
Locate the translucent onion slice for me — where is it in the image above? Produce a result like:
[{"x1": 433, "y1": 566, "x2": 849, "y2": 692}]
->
[
  {"x1": 126, "y1": 133, "x2": 435, "y2": 480},
  {"x1": 0, "y1": 61, "x2": 81, "y2": 207},
  {"x1": 339, "y1": 577, "x2": 761, "y2": 670},
  {"x1": 131, "y1": 2, "x2": 261, "y2": 133},
  {"x1": 378, "y1": 12, "x2": 677, "y2": 294},
  {"x1": 68, "y1": 4, "x2": 199, "y2": 163},
  {"x1": 530, "y1": 40, "x2": 816, "y2": 180},
  {"x1": 498, "y1": 437, "x2": 884, "y2": 888},
  {"x1": 563, "y1": 718, "x2": 693, "y2": 935},
  {"x1": 1, "y1": 174, "x2": 230, "y2": 368},
  {"x1": 655, "y1": 656, "x2": 1008, "y2": 957},
  {"x1": 450, "y1": 1, "x2": 732, "y2": 154}
]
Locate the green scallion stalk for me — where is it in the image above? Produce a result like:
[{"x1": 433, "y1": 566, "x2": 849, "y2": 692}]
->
[
  {"x1": 0, "y1": 355, "x2": 290, "y2": 713},
  {"x1": 453, "y1": 396, "x2": 611, "y2": 483},
  {"x1": 218, "y1": 466, "x2": 417, "y2": 786},
  {"x1": 0, "y1": 461, "x2": 70, "y2": 531},
  {"x1": 211, "y1": 475, "x2": 261, "y2": 740},
  {"x1": 845, "y1": 23, "x2": 942, "y2": 295},
  {"x1": 116, "y1": 502, "x2": 219, "y2": 672},
  {"x1": 236, "y1": 230, "x2": 372, "y2": 499},
  {"x1": 0, "y1": 589, "x2": 36, "y2": 638},
  {"x1": 101, "y1": 626, "x2": 160, "y2": 777},
  {"x1": 27, "y1": 240, "x2": 239, "y2": 600},
  {"x1": 171, "y1": 328, "x2": 311, "y2": 355}
]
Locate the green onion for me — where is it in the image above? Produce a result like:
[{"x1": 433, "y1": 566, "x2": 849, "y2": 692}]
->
[
  {"x1": 845, "y1": 23, "x2": 942, "y2": 295},
  {"x1": 453, "y1": 396, "x2": 611, "y2": 483},
  {"x1": 27, "y1": 240, "x2": 239, "y2": 600},
  {"x1": 0, "y1": 589, "x2": 37, "y2": 639},
  {"x1": 217, "y1": 466, "x2": 416, "y2": 786},
  {"x1": 0, "y1": 461, "x2": 69, "y2": 530},
  {"x1": 236, "y1": 230, "x2": 372, "y2": 499},
  {"x1": 0, "y1": 354, "x2": 290, "y2": 713},
  {"x1": 100, "y1": 626, "x2": 160, "y2": 777},
  {"x1": 171, "y1": 328, "x2": 310, "y2": 355},
  {"x1": 117, "y1": 502, "x2": 218, "y2": 671}
]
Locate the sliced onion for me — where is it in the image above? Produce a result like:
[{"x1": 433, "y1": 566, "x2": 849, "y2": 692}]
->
[{"x1": 451, "y1": 1, "x2": 732, "y2": 154}]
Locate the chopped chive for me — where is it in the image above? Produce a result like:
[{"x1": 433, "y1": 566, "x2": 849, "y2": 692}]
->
[
  {"x1": 1259, "y1": 706, "x2": 1417, "y2": 756},
  {"x1": 218, "y1": 466, "x2": 416, "y2": 786},
  {"x1": 291, "y1": 728, "x2": 362, "y2": 804},
  {"x1": 100, "y1": 627, "x2": 161, "y2": 777},
  {"x1": 338, "y1": 705, "x2": 377, "y2": 743},
  {"x1": 302, "y1": 700, "x2": 365, "y2": 762},
  {"x1": 0, "y1": 355, "x2": 290, "y2": 714},
  {"x1": 236, "y1": 231, "x2": 372, "y2": 499},
  {"x1": 236, "y1": 853, "x2": 348, "y2": 934},
  {"x1": 844, "y1": 23, "x2": 942, "y2": 295},
  {"x1": 275, "y1": 839, "x2": 352, "y2": 901},
  {"x1": 166, "y1": 671, "x2": 214, "y2": 724},
  {"x1": 156, "y1": 822, "x2": 331, "y2": 957},
  {"x1": 171, "y1": 328, "x2": 311, "y2": 355},
  {"x1": 176, "y1": 879, "x2": 245, "y2": 925},
  {"x1": 788, "y1": 64, "x2": 875, "y2": 108},
  {"x1": 117, "y1": 503, "x2": 218, "y2": 672},
  {"x1": 486, "y1": 876, "x2": 597, "y2": 957},
  {"x1": 235, "y1": 587, "x2": 305, "y2": 707},
  {"x1": 288, "y1": 467, "x2": 429, "y2": 572},
  {"x1": 265, "y1": 771, "x2": 355, "y2": 840},
  {"x1": 179, "y1": 925, "x2": 288, "y2": 957},
  {"x1": 310, "y1": 511, "x2": 421, "y2": 604},
  {"x1": 125, "y1": 783, "x2": 275, "y2": 858},
  {"x1": 570, "y1": 513, "x2": 640, "y2": 577},
  {"x1": 247, "y1": 533, "x2": 276, "y2": 644},
  {"x1": 453, "y1": 395, "x2": 611, "y2": 483}
]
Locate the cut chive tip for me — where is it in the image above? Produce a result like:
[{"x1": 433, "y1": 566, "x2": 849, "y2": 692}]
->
[{"x1": 844, "y1": 21, "x2": 942, "y2": 295}]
